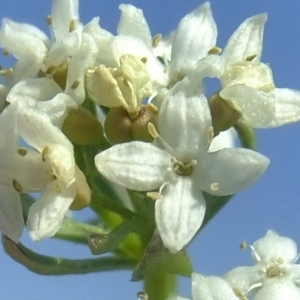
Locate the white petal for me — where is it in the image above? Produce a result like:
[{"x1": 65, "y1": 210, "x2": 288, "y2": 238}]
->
[
  {"x1": 65, "y1": 33, "x2": 97, "y2": 104},
  {"x1": 191, "y1": 55, "x2": 225, "y2": 84},
  {"x1": 95, "y1": 142, "x2": 171, "y2": 191},
  {"x1": 224, "y1": 265, "x2": 264, "y2": 295},
  {"x1": 158, "y1": 79, "x2": 212, "y2": 161},
  {"x1": 27, "y1": 181, "x2": 76, "y2": 240},
  {"x1": 43, "y1": 32, "x2": 80, "y2": 71},
  {"x1": 254, "y1": 278, "x2": 300, "y2": 300},
  {"x1": 171, "y1": 3, "x2": 217, "y2": 73},
  {"x1": 7, "y1": 77, "x2": 62, "y2": 106},
  {"x1": 208, "y1": 129, "x2": 236, "y2": 152},
  {"x1": 252, "y1": 230, "x2": 298, "y2": 263},
  {"x1": 222, "y1": 14, "x2": 267, "y2": 66},
  {"x1": 0, "y1": 102, "x2": 19, "y2": 148},
  {"x1": 196, "y1": 148, "x2": 270, "y2": 196},
  {"x1": 0, "y1": 185, "x2": 24, "y2": 242},
  {"x1": 272, "y1": 88, "x2": 300, "y2": 127},
  {"x1": 220, "y1": 85, "x2": 276, "y2": 128},
  {"x1": 117, "y1": 4, "x2": 152, "y2": 47},
  {"x1": 51, "y1": 0, "x2": 79, "y2": 41},
  {"x1": 36, "y1": 93, "x2": 77, "y2": 127},
  {"x1": 0, "y1": 18, "x2": 47, "y2": 61},
  {"x1": 155, "y1": 177, "x2": 206, "y2": 253},
  {"x1": 192, "y1": 274, "x2": 239, "y2": 300},
  {"x1": 18, "y1": 107, "x2": 72, "y2": 152}
]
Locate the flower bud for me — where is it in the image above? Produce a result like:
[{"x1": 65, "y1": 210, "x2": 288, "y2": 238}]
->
[
  {"x1": 70, "y1": 165, "x2": 91, "y2": 211},
  {"x1": 62, "y1": 106, "x2": 103, "y2": 145},
  {"x1": 104, "y1": 105, "x2": 157, "y2": 144},
  {"x1": 209, "y1": 93, "x2": 241, "y2": 135}
]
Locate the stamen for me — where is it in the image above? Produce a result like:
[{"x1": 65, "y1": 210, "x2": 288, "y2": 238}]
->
[
  {"x1": 152, "y1": 34, "x2": 162, "y2": 48},
  {"x1": 208, "y1": 46, "x2": 222, "y2": 55},
  {"x1": 147, "y1": 122, "x2": 159, "y2": 138},
  {"x1": 2, "y1": 49, "x2": 9, "y2": 56},
  {"x1": 42, "y1": 146, "x2": 50, "y2": 162},
  {"x1": 0, "y1": 68, "x2": 13, "y2": 76},
  {"x1": 240, "y1": 241, "x2": 247, "y2": 250},
  {"x1": 210, "y1": 182, "x2": 219, "y2": 191},
  {"x1": 137, "y1": 291, "x2": 148, "y2": 300},
  {"x1": 71, "y1": 80, "x2": 80, "y2": 89},
  {"x1": 69, "y1": 19, "x2": 77, "y2": 32},
  {"x1": 245, "y1": 54, "x2": 257, "y2": 62},
  {"x1": 147, "y1": 192, "x2": 161, "y2": 201},
  {"x1": 141, "y1": 57, "x2": 147, "y2": 64},
  {"x1": 148, "y1": 103, "x2": 158, "y2": 114},
  {"x1": 46, "y1": 15, "x2": 52, "y2": 26},
  {"x1": 207, "y1": 126, "x2": 214, "y2": 144},
  {"x1": 17, "y1": 148, "x2": 27, "y2": 156},
  {"x1": 12, "y1": 179, "x2": 22, "y2": 193}
]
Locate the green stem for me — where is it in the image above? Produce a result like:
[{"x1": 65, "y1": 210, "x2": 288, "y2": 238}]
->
[
  {"x1": 2, "y1": 235, "x2": 136, "y2": 275},
  {"x1": 144, "y1": 273, "x2": 177, "y2": 300},
  {"x1": 234, "y1": 120, "x2": 257, "y2": 150}
]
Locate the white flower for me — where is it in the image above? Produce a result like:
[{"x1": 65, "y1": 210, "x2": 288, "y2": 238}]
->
[
  {"x1": 95, "y1": 79, "x2": 269, "y2": 253},
  {"x1": 0, "y1": 101, "x2": 76, "y2": 241},
  {"x1": 18, "y1": 106, "x2": 76, "y2": 241},
  {"x1": 0, "y1": 103, "x2": 47, "y2": 241},
  {"x1": 6, "y1": 77, "x2": 77, "y2": 127},
  {"x1": 0, "y1": 0, "x2": 97, "y2": 104},
  {"x1": 224, "y1": 230, "x2": 300, "y2": 297},
  {"x1": 219, "y1": 14, "x2": 300, "y2": 128},
  {"x1": 169, "y1": 273, "x2": 240, "y2": 300}
]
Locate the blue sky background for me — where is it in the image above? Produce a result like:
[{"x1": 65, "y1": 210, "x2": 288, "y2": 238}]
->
[{"x1": 0, "y1": 1, "x2": 300, "y2": 299}]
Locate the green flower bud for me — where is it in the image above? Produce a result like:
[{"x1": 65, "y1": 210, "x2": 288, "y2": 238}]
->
[
  {"x1": 104, "y1": 104, "x2": 157, "y2": 144},
  {"x1": 70, "y1": 165, "x2": 91, "y2": 211},
  {"x1": 62, "y1": 106, "x2": 103, "y2": 145},
  {"x1": 209, "y1": 92, "x2": 241, "y2": 136}
]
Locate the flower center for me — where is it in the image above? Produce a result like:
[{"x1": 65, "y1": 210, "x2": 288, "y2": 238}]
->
[
  {"x1": 172, "y1": 158, "x2": 196, "y2": 176},
  {"x1": 266, "y1": 257, "x2": 285, "y2": 278}
]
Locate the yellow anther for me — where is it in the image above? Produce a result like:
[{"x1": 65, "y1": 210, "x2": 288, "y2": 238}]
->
[
  {"x1": 208, "y1": 126, "x2": 214, "y2": 144},
  {"x1": 240, "y1": 241, "x2": 247, "y2": 250},
  {"x1": 210, "y1": 182, "x2": 219, "y2": 191},
  {"x1": 148, "y1": 103, "x2": 158, "y2": 114},
  {"x1": 69, "y1": 19, "x2": 77, "y2": 32},
  {"x1": 0, "y1": 68, "x2": 13, "y2": 76},
  {"x1": 42, "y1": 146, "x2": 50, "y2": 162},
  {"x1": 2, "y1": 49, "x2": 9, "y2": 56},
  {"x1": 245, "y1": 54, "x2": 257, "y2": 62},
  {"x1": 137, "y1": 291, "x2": 148, "y2": 300},
  {"x1": 46, "y1": 15, "x2": 52, "y2": 26},
  {"x1": 208, "y1": 46, "x2": 222, "y2": 55},
  {"x1": 70, "y1": 80, "x2": 80, "y2": 89},
  {"x1": 152, "y1": 34, "x2": 162, "y2": 48},
  {"x1": 147, "y1": 122, "x2": 159, "y2": 138},
  {"x1": 141, "y1": 57, "x2": 148, "y2": 64},
  {"x1": 12, "y1": 179, "x2": 22, "y2": 193},
  {"x1": 17, "y1": 148, "x2": 27, "y2": 156},
  {"x1": 147, "y1": 192, "x2": 162, "y2": 201}
]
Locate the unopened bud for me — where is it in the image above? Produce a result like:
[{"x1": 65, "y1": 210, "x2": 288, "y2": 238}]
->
[
  {"x1": 62, "y1": 106, "x2": 103, "y2": 145},
  {"x1": 209, "y1": 93, "x2": 241, "y2": 136},
  {"x1": 104, "y1": 105, "x2": 157, "y2": 144},
  {"x1": 70, "y1": 165, "x2": 91, "y2": 211}
]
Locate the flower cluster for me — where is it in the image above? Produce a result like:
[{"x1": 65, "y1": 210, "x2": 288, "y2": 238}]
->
[
  {"x1": 0, "y1": 0, "x2": 299, "y2": 265},
  {"x1": 171, "y1": 230, "x2": 300, "y2": 300}
]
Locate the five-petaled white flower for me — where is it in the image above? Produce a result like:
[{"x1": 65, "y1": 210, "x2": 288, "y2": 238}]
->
[
  {"x1": 224, "y1": 230, "x2": 300, "y2": 299},
  {"x1": 219, "y1": 14, "x2": 300, "y2": 128},
  {"x1": 0, "y1": 102, "x2": 76, "y2": 241},
  {"x1": 95, "y1": 79, "x2": 269, "y2": 253}
]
